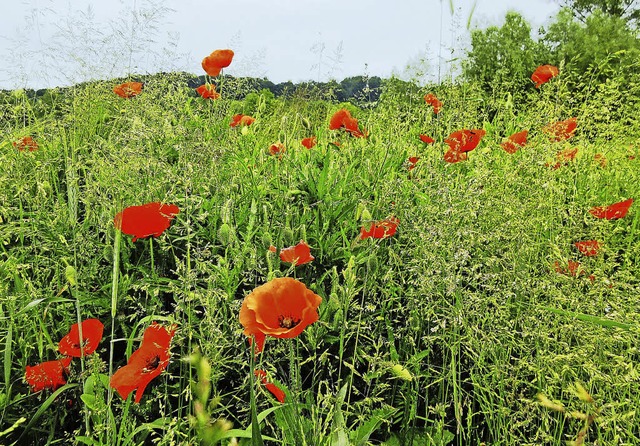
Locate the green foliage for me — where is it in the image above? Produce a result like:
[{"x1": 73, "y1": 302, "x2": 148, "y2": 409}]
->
[
  {"x1": 462, "y1": 12, "x2": 548, "y2": 101},
  {"x1": 543, "y1": 8, "x2": 640, "y2": 85},
  {"x1": 557, "y1": 0, "x2": 640, "y2": 25},
  {"x1": 2, "y1": 53, "x2": 640, "y2": 446}
]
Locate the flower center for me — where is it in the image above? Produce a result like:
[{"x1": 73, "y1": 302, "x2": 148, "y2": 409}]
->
[
  {"x1": 142, "y1": 355, "x2": 161, "y2": 373},
  {"x1": 71, "y1": 339, "x2": 89, "y2": 350},
  {"x1": 278, "y1": 315, "x2": 300, "y2": 329}
]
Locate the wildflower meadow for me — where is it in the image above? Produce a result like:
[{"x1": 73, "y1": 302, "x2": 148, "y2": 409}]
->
[{"x1": 2, "y1": 4, "x2": 640, "y2": 446}]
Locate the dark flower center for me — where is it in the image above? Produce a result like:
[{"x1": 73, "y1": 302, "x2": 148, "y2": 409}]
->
[
  {"x1": 71, "y1": 339, "x2": 89, "y2": 350},
  {"x1": 142, "y1": 355, "x2": 161, "y2": 373},
  {"x1": 278, "y1": 315, "x2": 300, "y2": 329}
]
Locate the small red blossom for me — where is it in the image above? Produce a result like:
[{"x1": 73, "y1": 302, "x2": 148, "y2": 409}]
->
[
  {"x1": 424, "y1": 93, "x2": 442, "y2": 114},
  {"x1": 329, "y1": 109, "x2": 367, "y2": 138},
  {"x1": 268, "y1": 142, "x2": 286, "y2": 157},
  {"x1": 13, "y1": 136, "x2": 39, "y2": 152},
  {"x1": 25, "y1": 357, "x2": 72, "y2": 392},
  {"x1": 359, "y1": 217, "x2": 399, "y2": 240},
  {"x1": 279, "y1": 240, "x2": 314, "y2": 266},
  {"x1": 202, "y1": 49, "x2": 234, "y2": 77},
  {"x1": 301, "y1": 136, "x2": 317, "y2": 149},
  {"x1": 553, "y1": 260, "x2": 583, "y2": 277},
  {"x1": 574, "y1": 240, "x2": 602, "y2": 257},
  {"x1": 546, "y1": 147, "x2": 578, "y2": 169},
  {"x1": 405, "y1": 156, "x2": 420, "y2": 171},
  {"x1": 254, "y1": 370, "x2": 286, "y2": 403},
  {"x1": 543, "y1": 117, "x2": 577, "y2": 142},
  {"x1": 531, "y1": 65, "x2": 559, "y2": 88},
  {"x1": 110, "y1": 323, "x2": 176, "y2": 403},
  {"x1": 419, "y1": 134, "x2": 435, "y2": 144},
  {"x1": 445, "y1": 129, "x2": 486, "y2": 153},
  {"x1": 594, "y1": 153, "x2": 607, "y2": 168},
  {"x1": 589, "y1": 198, "x2": 633, "y2": 220},
  {"x1": 113, "y1": 82, "x2": 143, "y2": 98},
  {"x1": 230, "y1": 114, "x2": 255, "y2": 127},
  {"x1": 58, "y1": 319, "x2": 104, "y2": 357},
  {"x1": 195, "y1": 84, "x2": 220, "y2": 100},
  {"x1": 501, "y1": 130, "x2": 528, "y2": 154},
  {"x1": 114, "y1": 202, "x2": 180, "y2": 242}
]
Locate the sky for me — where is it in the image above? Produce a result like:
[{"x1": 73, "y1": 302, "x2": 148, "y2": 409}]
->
[{"x1": 0, "y1": 0, "x2": 561, "y2": 90}]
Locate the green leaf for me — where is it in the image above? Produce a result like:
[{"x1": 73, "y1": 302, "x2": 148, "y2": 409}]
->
[
  {"x1": 331, "y1": 384, "x2": 349, "y2": 446},
  {"x1": 76, "y1": 436, "x2": 106, "y2": 446},
  {"x1": 351, "y1": 407, "x2": 396, "y2": 446},
  {"x1": 540, "y1": 306, "x2": 633, "y2": 330},
  {"x1": 80, "y1": 394, "x2": 98, "y2": 411}
]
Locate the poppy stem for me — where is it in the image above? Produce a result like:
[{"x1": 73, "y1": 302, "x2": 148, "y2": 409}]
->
[
  {"x1": 288, "y1": 339, "x2": 303, "y2": 434},
  {"x1": 107, "y1": 226, "x2": 121, "y2": 418},
  {"x1": 248, "y1": 338, "x2": 265, "y2": 446},
  {"x1": 71, "y1": 280, "x2": 90, "y2": 436},
  {"x1": 149, "y1": 237, "x2": 155, "y2": 277}
]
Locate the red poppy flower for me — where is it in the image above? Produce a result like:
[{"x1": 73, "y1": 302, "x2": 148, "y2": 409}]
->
[
  {"x1": 301, "y1": 136, "x2": 317, "y2": 149},
  {"x1": 254, "y1": 370, "x2": 285, "y2": 403},
  {"x1": 269, "y1": 142, "x2": 286, "y2": 157},
  {"x1": 114, "y1": 202, "x2": 180, "y2": 242},
  {"x1": 359, "y1": 217, "x2": 399, "y2": 240},
  {"x1": 574, "y1": 240, "x2": 602, "y2": 257},
  {"x1": 531, "y1": 65, "x2": 559, "y2": 88},
  {"x1": 195, "y1": 84, "x2": 220, "y2": 100},
  {"x1": 419, "y1": 134, "x2": 435, "y2": 144},
  {"x1": 58, "y1": 319, "x2": 104, "y2": 357},
  {"x1": 543, "y1": 117, "x2": 577, "y2": 142},
  {"x1": 501, "y1": 130, "x2": 528, "y2": 154},
  {"x1": 25, "y1": 357, "x2": 72, "y2": 392},
  {"x1": 113, "y1": 82, "x2": 143, "y2": 98},
  {"x1": 110, "y1": 323, "x2": 176, "y2": 403},
  {"x1": 279, "y1": 240, "x2": 314, "y2": 266},
  {"x1": 594, "y1": 153, "x2": 607, "y2": 168},
  {"x1": 553, "y1": 260, "x2": 583, "y2": 277},
  {"x1": 239, "y1": 277, "x2": 322, "y2": 353},
  {"x1": 13, "y1": 136, "x2": 39, "y2": 152},
  {"x1": 589, "y1": 198, "x2": 633, "y2": 220},
  {"x1": 201, "y1": 49, "x2": 234, "y2": 77},
  {"x1": 546, "y1": 147, "x2": 578, "y2": 169},
  {"x1": 445, "y1": 129, "x2": 486, "y2": 153},
  {"x1": 329, "y1": 109, "x2": 367, "y2": 138},
  {"x1": 424, "y1": 93, "x2": 442, "y2": 114},
  {"x1": 405, "y1": 156, "x2": 420, "y2": 171},
  {"x1": 230, "y1": 114, "x2": 255, "y2": 127}
]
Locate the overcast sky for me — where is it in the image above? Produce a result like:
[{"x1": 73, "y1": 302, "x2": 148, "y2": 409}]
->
[{"x1": 0, "y1": 0, "x2": 561, "y2": 90}]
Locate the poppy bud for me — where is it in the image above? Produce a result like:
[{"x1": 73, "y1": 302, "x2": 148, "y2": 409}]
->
[
  {"x1": 218, "y1": 223, "x2": 235, "y2": 246},
  {"x1": 390, "y1": 364, "x2": 413, "y2": 381},
  {"x1": 65, "y1": 265, "x2": 77, "y2": 286}
]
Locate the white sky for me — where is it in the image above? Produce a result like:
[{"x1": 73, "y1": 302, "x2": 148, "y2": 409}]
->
[{"x1": 0, "y1": 0, "x2": 561, "y2": 89}]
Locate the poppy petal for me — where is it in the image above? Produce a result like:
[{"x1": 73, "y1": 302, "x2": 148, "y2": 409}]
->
[{"x1": 58, "y1": 318, "x2": 104, "y2": 357}]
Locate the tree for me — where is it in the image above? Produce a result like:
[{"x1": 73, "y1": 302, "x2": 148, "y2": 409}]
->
[
  {"x1": 462, "y1": 12, "x2": 548, "y2": 99},
  {"x1": 543, "y1": 8, "x2": 640, "y2": 82},
  {"x1": 555, "y1": 0, "x2": 640, "y2": 25}
]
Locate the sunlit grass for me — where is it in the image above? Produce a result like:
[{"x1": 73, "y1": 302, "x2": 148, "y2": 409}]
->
[{"x1": 1, "y1": 65, "x2": 639, "y2": 446}]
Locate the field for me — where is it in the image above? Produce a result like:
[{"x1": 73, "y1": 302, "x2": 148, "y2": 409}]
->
[{"x1": 1, "y1": 61, "x2": 639, "y2": 446}]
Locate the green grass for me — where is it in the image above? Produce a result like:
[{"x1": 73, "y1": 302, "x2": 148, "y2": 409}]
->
[{"x1": 0, "y1": 70, "x2": 639, "y2": 446}]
